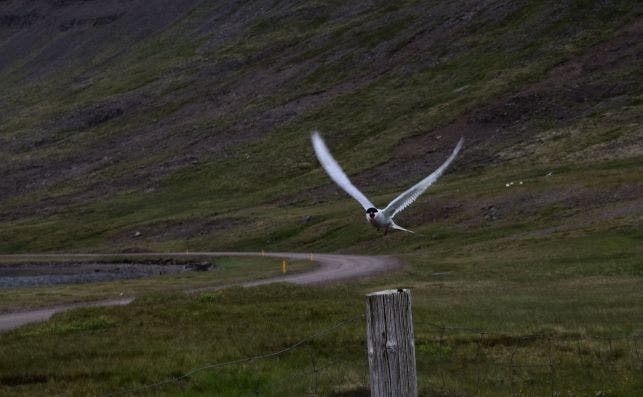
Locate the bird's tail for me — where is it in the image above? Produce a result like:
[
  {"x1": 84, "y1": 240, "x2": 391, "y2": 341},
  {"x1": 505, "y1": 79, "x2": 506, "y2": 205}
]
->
[{"x1": 391, "y1": 222, "x2": 415, "y2": 233}]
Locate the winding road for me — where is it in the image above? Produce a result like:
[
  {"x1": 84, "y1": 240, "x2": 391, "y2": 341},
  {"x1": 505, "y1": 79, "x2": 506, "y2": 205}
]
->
[{"x1": 0, "y1": 252, "x2": 402, "y2": 332}]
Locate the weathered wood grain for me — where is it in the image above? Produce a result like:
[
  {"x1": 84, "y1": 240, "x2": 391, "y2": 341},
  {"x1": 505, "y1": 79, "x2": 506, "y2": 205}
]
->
[{"x1": 366, "y1": 288, "x2": 417, "y2": 397}]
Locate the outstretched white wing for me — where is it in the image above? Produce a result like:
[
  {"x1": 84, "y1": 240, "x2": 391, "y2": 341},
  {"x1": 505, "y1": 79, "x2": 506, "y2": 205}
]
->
[
  {"x1": 382, "y1": 137, "x2": 464, "y2": 219},
  {"x1": 311, "y1": 131, "x2": 375, "y2": 210}
]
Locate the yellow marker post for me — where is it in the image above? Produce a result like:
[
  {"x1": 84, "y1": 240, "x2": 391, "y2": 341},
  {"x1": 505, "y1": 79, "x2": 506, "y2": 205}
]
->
[
  {"x1": 261, "y1": 249, "x2": 265, "y2": 257},
  {"x1": 309, "y1": 253, "x2": 314, "y2": 261},
  {"x1": 281, "y1": 259, "x2": 287, "y2": 274}
]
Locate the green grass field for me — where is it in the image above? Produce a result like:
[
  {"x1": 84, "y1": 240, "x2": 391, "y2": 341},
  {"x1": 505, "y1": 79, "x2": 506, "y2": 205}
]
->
[{"x1": 1, "y1": 228, "x2": 641, "y2": 396}]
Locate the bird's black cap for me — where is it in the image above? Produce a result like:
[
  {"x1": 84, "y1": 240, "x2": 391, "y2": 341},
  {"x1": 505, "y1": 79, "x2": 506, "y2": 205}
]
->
[{"x1": 366, "y1": 207, "x2": 378, "y2": 213}]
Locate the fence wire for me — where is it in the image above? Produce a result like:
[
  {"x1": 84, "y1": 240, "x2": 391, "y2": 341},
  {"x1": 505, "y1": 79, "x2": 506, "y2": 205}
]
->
[
  {"x1": 105, "y1": 314, "x2": 365, "y2": 396},
  {"x1": 103, "y1": 315, "x2": 641, "y2": 396}
]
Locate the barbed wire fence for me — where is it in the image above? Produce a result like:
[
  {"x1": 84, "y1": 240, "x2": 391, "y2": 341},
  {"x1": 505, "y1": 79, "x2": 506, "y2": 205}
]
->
[{"x1": 103, "y1": 314, "x2": 642, "y2": 397}]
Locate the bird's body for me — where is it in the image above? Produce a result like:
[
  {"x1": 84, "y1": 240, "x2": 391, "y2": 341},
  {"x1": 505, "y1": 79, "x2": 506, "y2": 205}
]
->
[
  {"x1": 365, "y1": 207, "x2": 410, "y2": 234},
  {"x1": 366, "y1": 210, "x2": 387, "y2": 229},
  {"x1": 311, "y1": 132, "x2": 464, "y2": 234},
  {"x1": 366, "y1": 208, "x2": 389, "y2": 230}
]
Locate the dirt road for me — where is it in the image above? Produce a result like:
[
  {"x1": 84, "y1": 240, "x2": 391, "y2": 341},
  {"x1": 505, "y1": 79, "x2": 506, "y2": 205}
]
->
[{"x1": 0, "y1": 252, "x2": 401, "y2": 332}]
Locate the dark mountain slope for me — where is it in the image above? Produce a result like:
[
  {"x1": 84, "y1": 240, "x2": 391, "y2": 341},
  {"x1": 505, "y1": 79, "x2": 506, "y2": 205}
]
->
[{"x1": 0, "y1": 0, "x2": 640, "y2": 253}]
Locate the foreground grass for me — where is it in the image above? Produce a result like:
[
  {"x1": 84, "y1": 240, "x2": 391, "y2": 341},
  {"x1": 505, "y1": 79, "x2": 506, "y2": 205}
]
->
[{"x1": 0, "y1": 233, "x2": 641, "y2": 396}]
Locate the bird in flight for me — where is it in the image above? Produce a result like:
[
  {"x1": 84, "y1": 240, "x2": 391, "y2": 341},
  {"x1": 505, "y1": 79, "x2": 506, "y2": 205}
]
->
[{"x1": 311, "y1": 131, "x2": 464, "y2": 234}]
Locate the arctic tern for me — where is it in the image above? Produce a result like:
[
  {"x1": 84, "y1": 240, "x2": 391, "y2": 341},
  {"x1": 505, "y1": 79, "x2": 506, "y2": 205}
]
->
[{"x1": 311, "y1": 131, "x2": 464, "y2": 234}]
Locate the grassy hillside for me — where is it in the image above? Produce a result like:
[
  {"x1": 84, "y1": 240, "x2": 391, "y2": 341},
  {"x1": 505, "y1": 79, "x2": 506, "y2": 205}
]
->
[{"x1": 0, "y1": 0, "x2": 640, "y2": 254}]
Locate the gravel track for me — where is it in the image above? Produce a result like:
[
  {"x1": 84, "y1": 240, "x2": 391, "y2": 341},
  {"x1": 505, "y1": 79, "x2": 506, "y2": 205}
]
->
[{"x1": 0, "y1": 252, "x2": 401, "y2": 332}]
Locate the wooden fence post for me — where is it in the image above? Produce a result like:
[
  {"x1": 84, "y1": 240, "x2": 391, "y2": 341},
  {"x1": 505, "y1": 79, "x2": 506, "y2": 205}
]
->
[{"x1": 366, "y1": 289, "x2": 417, "y2": 397}]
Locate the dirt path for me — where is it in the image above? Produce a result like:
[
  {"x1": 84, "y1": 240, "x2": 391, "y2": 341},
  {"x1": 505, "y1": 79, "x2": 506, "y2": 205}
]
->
[{"x1": 0, "y1": 252, "x2": 401, "y2": 332}]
